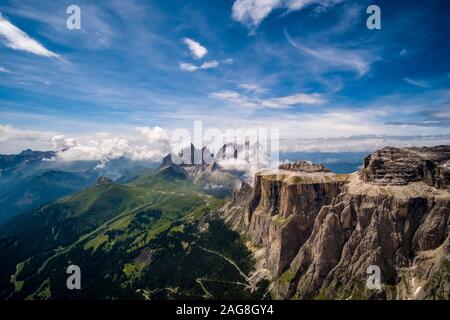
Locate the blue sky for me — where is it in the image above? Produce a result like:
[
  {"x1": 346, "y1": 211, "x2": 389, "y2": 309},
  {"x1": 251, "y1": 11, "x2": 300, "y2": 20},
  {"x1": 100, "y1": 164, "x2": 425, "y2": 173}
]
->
[{"x1": 0, "y1": 0, "x2": 450, "y2": 156}]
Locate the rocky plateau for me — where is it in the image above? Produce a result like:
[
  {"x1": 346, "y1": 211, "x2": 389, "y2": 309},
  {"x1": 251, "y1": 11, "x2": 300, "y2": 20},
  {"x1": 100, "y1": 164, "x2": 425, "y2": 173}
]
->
[{"x1": 220, "y1": 146, "x2": 450, "y2": 300}]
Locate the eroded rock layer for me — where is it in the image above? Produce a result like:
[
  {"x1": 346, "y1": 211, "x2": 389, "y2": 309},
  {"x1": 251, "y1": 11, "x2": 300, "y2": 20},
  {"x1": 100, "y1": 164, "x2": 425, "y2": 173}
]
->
[
  {"x1": 278, "y1": 161, "x2": 331, "y2": 173},
  {"x1": 361, "y1": 146, "x2": 450, "y2": 188}
]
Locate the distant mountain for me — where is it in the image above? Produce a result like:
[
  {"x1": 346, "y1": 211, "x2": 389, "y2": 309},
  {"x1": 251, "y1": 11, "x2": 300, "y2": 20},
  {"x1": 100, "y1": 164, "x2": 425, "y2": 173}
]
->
[
  {"x1": 0, "y1": 149, "x2": 55, "y2": 172},
  {"x1": 0, "y1": 170, "x2": 97, "y2": 225},
  {"x1": 0, "y1": 150, "x2": 56, "y2": 193},
  {"x1": 279, "y1": 151, "x2": 370, "y2": 174}
]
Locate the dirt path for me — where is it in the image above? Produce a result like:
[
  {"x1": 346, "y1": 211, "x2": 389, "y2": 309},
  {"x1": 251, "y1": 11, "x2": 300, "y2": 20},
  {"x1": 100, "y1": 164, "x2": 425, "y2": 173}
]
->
[{"x1": 199, "y1": 246, "x2": 257, "y2": 292}]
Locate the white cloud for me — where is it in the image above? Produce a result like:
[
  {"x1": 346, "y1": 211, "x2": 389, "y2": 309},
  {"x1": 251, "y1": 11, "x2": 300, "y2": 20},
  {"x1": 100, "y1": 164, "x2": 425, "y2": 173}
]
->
[
  {"x1": 53, "y1": 127, "x2": 173, "y2": 163},
  {"x1": 403, "y1": 78, "x2": 431, "y2": 89},
  {"x1": 210, "y1": 89, "x2": 325, "y2": 109},
  {"x1": 136, "y1": 126, "x2": 171, "y2": 157},
  {"x1": 56, "y1": 137, "x2": 133, "y2": 162},
  {"x1": 287, "y1": 135, "x2": 450, "y2": 153},
  {"x1": 285, "y1": 30, "x2": 373, "y2": 76},
  {"x1": 210, "y1": 90, "x2": 242, "y2": 100},
  {"x1": 179, "y1": 63, "x2": 198, "y2": 72},
  {"x1": 287, "y1": 0, "x2": 343, "y2": 10},
  {"x1": 261, "y1": 93, "x2": 324, "y2": 108},
  {"x1": 182, "y1": 37, "x2": 208, "y2": 59},
  {"x1": 223, "y1": 58, "x2": 234, "y2": 64},
  {"x1": 431, "y1": 110, "x2": 450, "y2": 119},
  {"x1": 239, "y1": 83, "x2": 267, "y2": 93},
  {"x1": 137, "y1": 126, "x2": 170, "y2": 143},
  {"x1": 52, "y1": 135, "x2": 77, "y2": 151},
  {"x1": 179, "y1": 60, "x2": 219, "y2": 72},
  {"x1": 232, "y1": 0, "x2": 281, "y2": 28},
  {"x1": 232, "y1": 0, "x2": 343, "y2": 28},
  {"x1": 0, "y1": 13, "x2": 61, "y2": 59},
  {"x1": 0, "y1": 66, "x2": 11, "y2": 73},
  {"x1": 201, "y1": 60, "x2": 219, "y2": 68},
  {"x1": 210, "y1": 90, "x2": 256, "y2": 107}
]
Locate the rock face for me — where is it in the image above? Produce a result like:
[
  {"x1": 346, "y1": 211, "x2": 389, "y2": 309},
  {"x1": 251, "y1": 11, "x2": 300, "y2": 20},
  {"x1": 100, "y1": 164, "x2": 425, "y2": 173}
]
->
[
  {"x1": 220, "y1": 146, "x2": 450, "y2": 300},
  {"x1": 221, "y1": 168, "x2": 350, "y2": 278}
]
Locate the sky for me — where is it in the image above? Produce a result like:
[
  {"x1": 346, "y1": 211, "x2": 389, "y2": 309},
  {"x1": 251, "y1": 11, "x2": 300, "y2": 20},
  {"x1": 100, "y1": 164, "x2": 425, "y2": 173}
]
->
[{"x1": 0, "y1": 0, "x2": 450, "y2": 160}]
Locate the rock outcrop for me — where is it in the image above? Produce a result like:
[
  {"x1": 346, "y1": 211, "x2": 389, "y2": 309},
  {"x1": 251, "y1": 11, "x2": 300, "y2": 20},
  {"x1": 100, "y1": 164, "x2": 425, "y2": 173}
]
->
[
  {"x1": 220, "y1": 146, "x2": 450, "y2": 300},
  {"x1": 361, "y1": 146, "x2": 450, "y2": 189},
  {"x1": 278, "y1": 161, "x2": 331, "y2": 173},
  {"x1": 96, "y1": 176, "x2": 113, "y2": 186}
]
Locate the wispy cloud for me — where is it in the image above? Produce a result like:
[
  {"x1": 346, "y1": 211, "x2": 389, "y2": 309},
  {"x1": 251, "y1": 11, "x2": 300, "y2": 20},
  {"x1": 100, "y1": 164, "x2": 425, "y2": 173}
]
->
[
  {"x1": 285, "y1": 30, "x2": 374, "y2": 76},
  {"x1": 0, "y1": 66, "x2": 11, "y2": 73},
  {"x1": 231, "y1": 0, "x2": 343, "y2": 28},
  {"x1": 0, "y1": 13, "x2": 61, "y2": 59},
  {"x1": 222, "y1": 58, "x2": 234, "y2": 64},
  {"x1": 183, "y1": 37, "x2": 208, "y2": 59},
  {"x1": 287, "y1": 134, "x2": 450, "y2": 153},
  {"x1": 262, "y1": 93, "x2": 325, "y2": 108},
  {"x1": 403, "y1": 77, "x2": 431, "y2": 88},
  {"x1": 179, "y1": 60, "x2": 219, "y2": 72},
  {"x1": 239, "y1": 83, "x2": 267, "y2": 94},
  {"x1": 210, "y1": 87, "x2": 325, "y2": 109}
]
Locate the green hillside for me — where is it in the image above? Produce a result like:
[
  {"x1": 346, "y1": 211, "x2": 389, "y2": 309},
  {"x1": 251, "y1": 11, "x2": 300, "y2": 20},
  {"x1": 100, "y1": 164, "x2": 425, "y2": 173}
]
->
[{"x1": 0, "y1": 169, "x2": 268, "y2": 300}]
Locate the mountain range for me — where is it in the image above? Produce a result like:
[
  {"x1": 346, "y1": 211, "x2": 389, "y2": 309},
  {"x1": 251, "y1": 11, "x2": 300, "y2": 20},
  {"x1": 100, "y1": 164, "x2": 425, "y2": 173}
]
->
[{"x1": 0, "y1": 145, "x2": 448, "y2": 300}]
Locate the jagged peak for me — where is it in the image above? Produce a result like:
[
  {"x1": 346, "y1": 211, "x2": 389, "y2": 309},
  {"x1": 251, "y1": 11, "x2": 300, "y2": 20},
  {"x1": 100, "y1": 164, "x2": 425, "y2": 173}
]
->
[
  {"x1": 158, "y1": 154, "x2": 174, "y2": 169},
  {"x1": 156, "y1": 163, "x2": 187, "y2": 180}
]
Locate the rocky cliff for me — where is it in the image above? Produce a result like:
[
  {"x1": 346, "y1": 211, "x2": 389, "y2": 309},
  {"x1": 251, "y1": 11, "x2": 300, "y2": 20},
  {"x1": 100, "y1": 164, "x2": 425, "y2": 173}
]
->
[{"x1": 220, "y1": 146, "x2": 450, "y2": 300}]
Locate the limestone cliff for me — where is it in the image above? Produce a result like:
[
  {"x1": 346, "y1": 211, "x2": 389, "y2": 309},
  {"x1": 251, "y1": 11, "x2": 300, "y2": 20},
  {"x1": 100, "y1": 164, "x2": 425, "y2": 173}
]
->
[{"x1": 220, "y1": 146, "x2": 450, "y2": 300}]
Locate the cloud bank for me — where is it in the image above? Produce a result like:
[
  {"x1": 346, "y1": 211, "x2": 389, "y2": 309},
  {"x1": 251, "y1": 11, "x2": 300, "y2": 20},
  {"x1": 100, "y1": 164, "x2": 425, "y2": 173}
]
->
[{"x1": 52, "y1": 127, "x2": 172, "y2": 163}]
